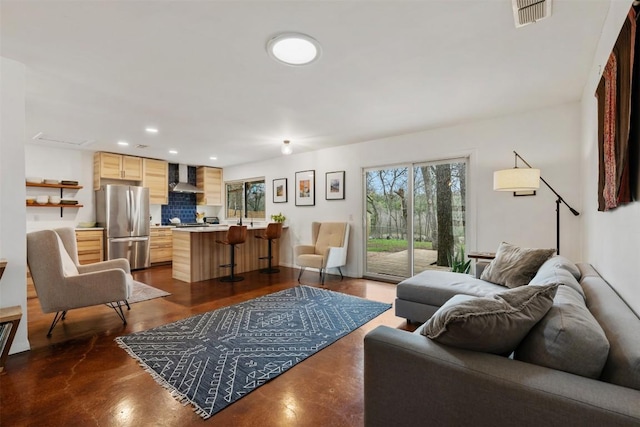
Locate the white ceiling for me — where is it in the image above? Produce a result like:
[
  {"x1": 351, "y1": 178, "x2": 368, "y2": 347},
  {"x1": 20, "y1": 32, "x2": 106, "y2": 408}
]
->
[{"x1": 1, "y1": 1, "x2": 611, "y2": 167}]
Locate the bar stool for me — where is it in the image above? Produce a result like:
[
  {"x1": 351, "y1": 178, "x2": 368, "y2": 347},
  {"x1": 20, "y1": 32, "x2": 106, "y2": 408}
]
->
[
  {"x1": 255, "y1": 223, "x2": 283, "y2": 274},
  {"x1": 216, "y1": 225, "x2": 247, "y2": 282}
]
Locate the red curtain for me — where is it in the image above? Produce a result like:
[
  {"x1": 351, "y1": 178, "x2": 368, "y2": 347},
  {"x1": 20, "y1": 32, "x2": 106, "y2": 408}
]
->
[{"x1": 596, "y1": 7, "x2": 637, "y2": 211}]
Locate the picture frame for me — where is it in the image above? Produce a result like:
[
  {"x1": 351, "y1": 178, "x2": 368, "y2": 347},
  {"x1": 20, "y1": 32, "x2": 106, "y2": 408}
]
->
[
  {"x1": 273, "y1": 178, "x2": 288, "y2": 203},
  {"x1": 325, "y1": 171, "x2": 345, "y2": 200},
  {"x1": 295, "y1": 170, "x2": 315, "y2": 206}
]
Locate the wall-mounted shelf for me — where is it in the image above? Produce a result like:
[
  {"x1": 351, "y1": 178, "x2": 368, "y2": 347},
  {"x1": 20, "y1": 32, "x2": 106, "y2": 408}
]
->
[{"x1": 26, "y1": 182, "x2": 83, "y2": 217}]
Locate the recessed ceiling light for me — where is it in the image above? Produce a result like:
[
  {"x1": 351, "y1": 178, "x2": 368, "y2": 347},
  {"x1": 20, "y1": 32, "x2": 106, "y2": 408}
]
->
[
  {"x1": 145, "y1": 127, "x2": 158, "y2": 133},
  {"x1": 169, "y1": 150, "x2": 178, "y2": 154},
  {"x1": 117, "y1": 141, "x2": 129, "y2": 146},
  {"x1": 267, "y1": 32, "x2": 321, "y2": 66},
  {"x1": 209, "y1": 156, "x2": 217, "y2": 160}
]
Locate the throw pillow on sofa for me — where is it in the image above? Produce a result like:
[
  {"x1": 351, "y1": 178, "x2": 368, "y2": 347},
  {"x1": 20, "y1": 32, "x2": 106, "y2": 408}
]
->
[
  {"x1": 422, "y1": 283, "x2": 558, "y2": 355},
  {"x1": 515, "y1": 285, "x2": 610, "y2": 379},
  {"x1": 480, "y1": 242, "x2": 555, "y2": 288}
]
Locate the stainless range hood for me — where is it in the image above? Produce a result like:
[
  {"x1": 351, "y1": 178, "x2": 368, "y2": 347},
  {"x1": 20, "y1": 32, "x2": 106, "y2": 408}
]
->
[{"x1": 170, "y1": 164, "x2": 203, "y2": 193}]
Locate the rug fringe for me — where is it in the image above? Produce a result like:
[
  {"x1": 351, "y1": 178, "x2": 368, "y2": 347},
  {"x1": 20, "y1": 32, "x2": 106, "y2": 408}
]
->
[{"x1": 114, "y1": 337, "x2": 212, "y2": 419}]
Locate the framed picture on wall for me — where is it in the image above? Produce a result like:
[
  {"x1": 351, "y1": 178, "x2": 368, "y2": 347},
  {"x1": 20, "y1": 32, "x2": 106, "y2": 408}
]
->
[
  {"x1": 273, "y1": 178, "x2": 288, "y2": 203},
  {"x1": 325, "y1": 171, "x2": 345, "y2": 200},
  {"x1": 295, "y1": 170, "x2": 315, "y2": 206}
]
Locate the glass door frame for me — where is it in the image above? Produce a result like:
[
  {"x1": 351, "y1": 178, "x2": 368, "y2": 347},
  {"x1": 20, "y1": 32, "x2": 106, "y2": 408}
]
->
[{"x1": 362, "y1": 156, "x2": 469, "y2": 282}]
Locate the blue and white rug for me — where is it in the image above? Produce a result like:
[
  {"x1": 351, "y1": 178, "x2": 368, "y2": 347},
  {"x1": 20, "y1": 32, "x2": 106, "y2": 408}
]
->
[{"x1": 115, "y1": 285, "x2": 391, "y2": 419}]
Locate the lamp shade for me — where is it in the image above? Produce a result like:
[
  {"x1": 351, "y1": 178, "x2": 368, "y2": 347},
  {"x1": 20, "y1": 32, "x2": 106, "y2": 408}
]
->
[
  {"x1": 281, "y1": 140, "x2": 292, "y2": 155},
  {"x1": 493, "y1": 168, "x2": 540, "y2": 191}
]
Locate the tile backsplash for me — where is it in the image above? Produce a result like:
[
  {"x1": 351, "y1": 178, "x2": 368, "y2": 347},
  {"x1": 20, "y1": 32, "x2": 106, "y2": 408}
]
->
[{"x1": 161, "y1": 164, "x2": 198, "y2": 224}]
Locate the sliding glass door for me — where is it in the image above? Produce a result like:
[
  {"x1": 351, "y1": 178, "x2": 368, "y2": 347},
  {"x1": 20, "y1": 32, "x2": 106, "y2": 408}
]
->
[{"x1": 365, "y1": 158, "x2": 467, "y2": 280}]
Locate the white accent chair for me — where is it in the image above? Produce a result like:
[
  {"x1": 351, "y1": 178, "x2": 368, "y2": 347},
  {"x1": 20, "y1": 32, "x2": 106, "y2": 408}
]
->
[
  {"x1": 294, "y1": 222, "x2": 350, "y2": 285},
  {"x1": 26, "y1": 227, "x2": 132, "y2": 336}
]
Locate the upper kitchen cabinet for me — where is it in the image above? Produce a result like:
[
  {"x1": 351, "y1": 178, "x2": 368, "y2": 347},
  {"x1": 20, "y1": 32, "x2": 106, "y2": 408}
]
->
[
  {"x1": 93, "y1": 152, "x2": 143, "y2": 189},
  {"x1": 196, "y1": 167, "x2": 223, "y2": 206},
  {"x1": 142, "y1": 158, "x2": 169, "y2": 205}
]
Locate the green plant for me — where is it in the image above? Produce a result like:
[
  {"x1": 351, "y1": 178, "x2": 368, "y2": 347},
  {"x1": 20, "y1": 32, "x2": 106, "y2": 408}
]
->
[
  {"x1": 448, "y1": 245, "x2": 471, "y2": 274},
  {"x1": 270, "y1": 212, "x2": 286, "y2": 223}
]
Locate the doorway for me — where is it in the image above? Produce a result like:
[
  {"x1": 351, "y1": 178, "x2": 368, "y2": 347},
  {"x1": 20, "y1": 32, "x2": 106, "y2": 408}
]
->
[{"x1": 364, "y1": 158, "x2": 467, "y2": 280}]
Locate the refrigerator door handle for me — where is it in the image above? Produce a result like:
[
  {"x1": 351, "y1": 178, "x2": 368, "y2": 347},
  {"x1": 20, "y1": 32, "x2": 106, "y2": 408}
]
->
[
  {"x1": 127, "y1": 189, "x2": 133, "y2": 232},
  {"x1": 110, "y1": 236, "x2": 149, "y2": 243}
]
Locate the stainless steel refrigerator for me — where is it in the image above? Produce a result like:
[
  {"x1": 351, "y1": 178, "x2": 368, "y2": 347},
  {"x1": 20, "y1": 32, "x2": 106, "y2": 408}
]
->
[{"x1": 96, "y1": 185, "x2": 150, "y2": 270}]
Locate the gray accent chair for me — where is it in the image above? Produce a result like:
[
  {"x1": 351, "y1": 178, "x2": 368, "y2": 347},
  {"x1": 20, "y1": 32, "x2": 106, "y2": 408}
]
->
[
  {"x1": 294, "y1": 222, "x2": 350, "y2": 285},
  {"x1": 27, "y1": 227, "x2": 132, "y2": 336}
]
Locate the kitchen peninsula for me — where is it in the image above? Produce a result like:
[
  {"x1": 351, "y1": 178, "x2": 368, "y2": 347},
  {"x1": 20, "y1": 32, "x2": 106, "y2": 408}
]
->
[{"x1": 172, "y1": 225, "x2": 285, "y2": 283}]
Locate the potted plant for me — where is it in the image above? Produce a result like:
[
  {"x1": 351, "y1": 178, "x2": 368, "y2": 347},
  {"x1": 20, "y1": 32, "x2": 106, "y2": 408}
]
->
[{"x1": 270, "y1": 212, "x2": 286, "y2": 224}]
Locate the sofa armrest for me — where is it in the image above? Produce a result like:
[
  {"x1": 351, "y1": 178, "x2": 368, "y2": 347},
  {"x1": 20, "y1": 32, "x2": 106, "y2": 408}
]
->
[
  {"x1": 62, "y1": 269, "x2": 129, "y2": 309},
  {"x1": 364, "y1": 326, "x2": 640, "y2": 427},
  {"x1": 324, "y1": 246, "x2": 347, "y2": 269},
  {"x1": 78, "y1": 258, "x2": 130, "y2": 274}
]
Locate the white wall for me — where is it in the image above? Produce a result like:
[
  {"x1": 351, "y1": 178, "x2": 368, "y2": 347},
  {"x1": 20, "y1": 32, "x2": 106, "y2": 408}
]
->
[
  {"x1": 0, "y1": 57, "x2": 30, "y2": 353},
  {"x1": 225, "y1": 102, "x2": 583, "y2": 278},
  {"x1": 580, "y1": 0, "x2": 640, "y2": 314},
  {"x1": 25, "y1": 145, "x2": 96, "y2": 231}
]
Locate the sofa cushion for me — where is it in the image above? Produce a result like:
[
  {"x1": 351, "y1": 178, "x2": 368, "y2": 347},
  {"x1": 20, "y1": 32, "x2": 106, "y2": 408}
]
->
[
  {"x1": 578, "y1": 264, "x2": 640, "y2": 391},
  {"x1": 480, "y1": 242, "x2": 555, "y2": 288},
  {"x1": 529, "y1": 256, "x2": 585, "y2": 299},
  {"x1": 56, "y1": 234, "x2": 79, "y2": 277},
  {"x1": 397, "y1": 270, "x2": 505, "y2": 307},
  {"x1": 515, "y1": 285, "x2": 609, "y2": 378},
  {"x1": 422, "y1": 283, "x2": 558, "y2": 355}
]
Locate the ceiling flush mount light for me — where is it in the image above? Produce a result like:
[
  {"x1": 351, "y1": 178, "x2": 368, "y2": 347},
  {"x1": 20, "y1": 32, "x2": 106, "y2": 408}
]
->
[
  {"x1": 209, "y1": 156, "x2": 217, "y2": 160},
  {"x1": 117, "y1": 141, "x2": 129, "y2": 146},
  {"x1": 281, "y1": 140, "x2": 293, "y2": 155},
  {"x1": 145, "y1": 127, "x2": 158, "y2": 133},
  {"x1": 267, "y1": 33, "x2": 321, "y2": 66},
  {"x1": 169, "y1": 150, "x2": 178, "y2": 154}
]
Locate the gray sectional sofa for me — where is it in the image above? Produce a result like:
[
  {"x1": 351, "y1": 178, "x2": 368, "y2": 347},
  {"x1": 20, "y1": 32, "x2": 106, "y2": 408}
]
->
[{"x1": 364, "y1": 256, "x2": 640, "y2": 426}]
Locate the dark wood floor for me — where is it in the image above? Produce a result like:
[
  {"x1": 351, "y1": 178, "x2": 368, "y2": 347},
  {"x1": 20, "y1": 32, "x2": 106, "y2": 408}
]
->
[{"x1": 0, "y1": 266, "x2": 410, "y2": 426}]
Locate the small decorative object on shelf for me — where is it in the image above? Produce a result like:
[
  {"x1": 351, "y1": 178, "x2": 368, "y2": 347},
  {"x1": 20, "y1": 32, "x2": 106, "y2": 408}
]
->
[{"x1": 270, "y1": 213, "x2": 286, "y2": 223}]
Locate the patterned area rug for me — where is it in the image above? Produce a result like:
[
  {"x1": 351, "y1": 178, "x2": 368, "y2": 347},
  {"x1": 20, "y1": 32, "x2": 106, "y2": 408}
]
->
[
  {"x1": 128, "y1": 280, "x2": 171, "y2": 305},
  {"x1": 116, "y1": 285, "x2": 391, "y2": 419}
]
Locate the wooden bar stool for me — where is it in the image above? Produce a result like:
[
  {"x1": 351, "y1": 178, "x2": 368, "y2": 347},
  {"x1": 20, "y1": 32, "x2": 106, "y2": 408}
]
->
[
  {"x1": 216, "y1": 225, "x2": 247, "y2": 282},
  {"x1": 255, "y1": 223, "x2": 283, "y2": 274}
]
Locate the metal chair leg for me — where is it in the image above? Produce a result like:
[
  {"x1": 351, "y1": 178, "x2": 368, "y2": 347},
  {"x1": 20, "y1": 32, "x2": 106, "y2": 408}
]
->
[
  {"x1": 107, "y1": 301, "x2": 127, "y2": 324},
  {"x1": 337, "y1": 267, "x2": 344, "y2": 280},
  {"x1": 47, "y1": 311, "x2": 66, "y2": 337},
  {"x1": 298, "y1": 267, "x2": 306, "y2": 283}
]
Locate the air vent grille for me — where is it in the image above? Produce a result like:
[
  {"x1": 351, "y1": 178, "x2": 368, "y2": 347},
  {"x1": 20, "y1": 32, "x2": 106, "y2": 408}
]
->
[
  {"x1": 136, "y1": 144, "x2": 149, "y2": 149},
  {"x1": 32, "y1": 132, "x2": 93, "y2": 146},
  {"x1": 512, "y1": 0, "x2": 552, "y2": 28}
]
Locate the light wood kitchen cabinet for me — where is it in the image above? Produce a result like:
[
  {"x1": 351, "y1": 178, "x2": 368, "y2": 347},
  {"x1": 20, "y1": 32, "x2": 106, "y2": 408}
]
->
[
  {"x1": 142, "y1": 158, "x2": 169, "y2": 205},
  {"x1": 75, "y1": 229, "x2": 104, "y2": 265},
  {"x1": 93, "y1": 152, "x2": 143, "y2": 189},
  {"x1": 150, "y1": 227, "x2": 173, "y2": 264},
  {"x1": 196, "y1": 167, "x2": 223, "y2": 206}
]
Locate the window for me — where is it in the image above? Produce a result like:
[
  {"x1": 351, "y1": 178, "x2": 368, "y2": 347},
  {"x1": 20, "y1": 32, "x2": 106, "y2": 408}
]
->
[{"x1": 225, "y1": 178, "x2": 265, "y2": 220}]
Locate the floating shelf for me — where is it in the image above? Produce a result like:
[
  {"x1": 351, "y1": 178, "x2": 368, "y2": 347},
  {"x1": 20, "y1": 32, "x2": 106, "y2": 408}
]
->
[{"x1": 26, "y1": 181, "x2": 83, "y2": 217}]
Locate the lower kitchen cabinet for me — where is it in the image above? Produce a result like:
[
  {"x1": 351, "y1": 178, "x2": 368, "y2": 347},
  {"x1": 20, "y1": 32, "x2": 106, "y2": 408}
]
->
[
  {"x1": 150, "y1": 227, "x2": 173, "y2": 264},
  {"x1": 75, "y1": 229, "x2": 104, "y2": 265}
]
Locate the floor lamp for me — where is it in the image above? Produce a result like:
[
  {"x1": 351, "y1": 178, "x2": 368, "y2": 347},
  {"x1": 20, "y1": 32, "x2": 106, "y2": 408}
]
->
[{"x1": 493, "y1": 151, "x2": 579, "y2": 255}]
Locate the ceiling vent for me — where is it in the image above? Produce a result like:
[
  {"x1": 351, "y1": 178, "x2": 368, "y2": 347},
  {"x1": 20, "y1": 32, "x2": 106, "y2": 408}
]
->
[
  {"x1": 135, "y1": 144, "x2": 149, "y2": 149},
  {"x1": 512, "y1": 0, "x2": 552, "y2": 28},
  {"x1": 32, "y1": 132, "x2": 93, "y2": 147}
]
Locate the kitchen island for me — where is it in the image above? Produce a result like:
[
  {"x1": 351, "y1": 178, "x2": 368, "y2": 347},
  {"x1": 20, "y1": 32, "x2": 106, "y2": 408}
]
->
[{"x1": 172, "y1": 225, "x2": 284, "y2": 283}]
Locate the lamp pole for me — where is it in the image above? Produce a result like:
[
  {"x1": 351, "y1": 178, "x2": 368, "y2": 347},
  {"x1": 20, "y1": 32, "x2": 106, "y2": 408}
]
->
[{"x1": 513, "y1": 151, "x2": 580, "y2": 255}]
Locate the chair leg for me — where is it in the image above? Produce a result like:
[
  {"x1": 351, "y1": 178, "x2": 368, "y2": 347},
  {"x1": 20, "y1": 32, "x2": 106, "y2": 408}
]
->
[
  {"x1": 125, "y1": 300, "x2": 131, "y2": 310},
  {"x1": 107, "y1": 301, "x2": 127, "y2": 325},
  {"x1": 47, "y1": 311, "x2": 66, "y2": 337},
  {"x1": 221, "y1": 244, "x2": 244, "y2": 282},
  {"x1": 298, "y1": 267, "x2": 306, "y2": 283},
  {"x1": 338, "y1": 267, "x2": 344, "y2": 280},
  {"x1": 260, "y1": 239, "x2": 279, "y2": 274},
  {"x1": 320, "y1": 268, "x2": 325, "y2": 285}
]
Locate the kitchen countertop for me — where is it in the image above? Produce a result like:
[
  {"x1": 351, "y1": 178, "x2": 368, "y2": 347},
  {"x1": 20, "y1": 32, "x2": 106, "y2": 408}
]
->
[
  {"x1": 150, "y1": 225, "x2": 173, "y2": 229},
  {"x1": 172, "y1": 224, "x2": 286, "y2": 233},
  {"x1": 75, "y1": 227, "x2": 104, "y2": 231}
]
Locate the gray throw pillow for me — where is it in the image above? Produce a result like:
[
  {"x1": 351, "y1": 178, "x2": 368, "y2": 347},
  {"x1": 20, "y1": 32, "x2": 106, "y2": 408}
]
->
[
  {"x1": 515, "y1": 285, "x2": 610, "y2": 379},
  {"x1": 422, "y1": 283, "x2": 558, "y2": 355},
  {"x1": 481, "y1": 242, "x2": 555, "y2": 288}
]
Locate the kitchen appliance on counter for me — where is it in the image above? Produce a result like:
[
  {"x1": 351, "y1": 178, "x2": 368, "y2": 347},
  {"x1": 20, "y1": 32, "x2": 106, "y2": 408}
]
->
[
  {"x1": 204, "y1": 216, "x2": 220, "y2": 224},
  {"x1": 96, "y1": 185, "x2": 150, "y2": 270}
]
